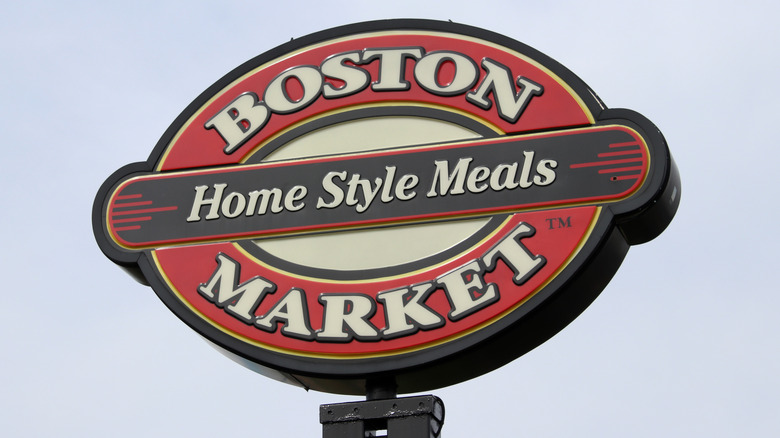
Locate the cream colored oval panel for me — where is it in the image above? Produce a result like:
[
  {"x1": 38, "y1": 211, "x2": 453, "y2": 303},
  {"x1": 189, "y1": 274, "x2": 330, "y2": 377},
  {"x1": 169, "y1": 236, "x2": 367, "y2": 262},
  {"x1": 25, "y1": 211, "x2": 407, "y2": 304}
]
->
[{"x1": 254, "y1": 116, "x2": 490, "y2": 271}]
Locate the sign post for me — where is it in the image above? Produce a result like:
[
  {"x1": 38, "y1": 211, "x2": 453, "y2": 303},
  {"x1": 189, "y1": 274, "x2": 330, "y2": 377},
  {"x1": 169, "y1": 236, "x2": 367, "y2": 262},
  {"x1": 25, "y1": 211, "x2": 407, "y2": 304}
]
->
[{"x1": 93, "y1": 19, "x2": 679, "y2": 435}]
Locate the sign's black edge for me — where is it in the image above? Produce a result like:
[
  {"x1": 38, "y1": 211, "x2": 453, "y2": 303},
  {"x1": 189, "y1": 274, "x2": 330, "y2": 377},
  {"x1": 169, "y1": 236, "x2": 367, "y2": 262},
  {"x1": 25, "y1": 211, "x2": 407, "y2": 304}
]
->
[{"x1": 91, "y1": 19, "x2": 680, "y2": 395}]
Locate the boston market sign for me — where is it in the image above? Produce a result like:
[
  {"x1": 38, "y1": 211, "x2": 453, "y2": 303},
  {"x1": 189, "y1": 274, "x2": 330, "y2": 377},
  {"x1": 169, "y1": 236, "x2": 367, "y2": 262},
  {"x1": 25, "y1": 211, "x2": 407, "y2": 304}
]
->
[{"x1": 93, "y1": 20, "x2": 680, "y2": 394}]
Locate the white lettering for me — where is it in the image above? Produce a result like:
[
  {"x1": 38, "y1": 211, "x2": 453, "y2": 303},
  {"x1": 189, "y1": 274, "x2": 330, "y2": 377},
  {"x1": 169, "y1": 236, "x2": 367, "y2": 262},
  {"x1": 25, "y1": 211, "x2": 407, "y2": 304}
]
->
[
  {"x1": 206, "y1": 48, "x2": 546, "y2": 155},
  {"x1": 534, "y1": 160, "x2": 558, "y2": 186},
  {"x1": 318, "y1": 294, "x2": 379, "y2": 341},
  {"x1": 466, "y1": 166, "x2": 490, "y2": 193},
  {"x1": 247, "y1": 188, "x2": 283, "y2": 215},
  {"x1": 518, "y1": 151, "x2": 535, "y2": 189},
  {"x1": 345, "y1": 174, "x2": 382, "y2": 213},
  {"x1": 187, "y1": 183, "x2": 227, "y2": 222},
  {"x1": 426, "y1": 158, "x2": 472, "y2": 197},
  {"x1": 197, "y1": 253, "x2": 276, "y2": 323},
  {"x1": 205, "y1": 93, "x2": 270, "y2": 154},
  {"x1": 396, "y1": 174, "x2": 418, "y2": 201},
  {"x1": 221, "y1": 192, "x2": 246, "y2": 218},
  {"x1": 194, "y1": 222, "x2": 549, "y2": 343},
  {"x1": 377, "y1": 283, "x2": 443, "y2": 339},
  {"x1": 317, "y1": 171, "x2": 347, "y2": 209},
  {"x1": 482, "y1": 223, "x2": 546, "y2": 285},
  {"x1": 255, "y1": 288, "x2": 313, "y2": 339},
  {"x1": 188, "y1": 183, "x2": 307, "y2": 221},
  {"x1": 321, "y1": 51, "x2": 371, "y2": 98},
  {"x1": 285, "y1": 185, "x2": 308, "y2": 211},
  {"x1": 414, "y1": 51, "x2": 479, "y2": 96},
  {"x1": 490, "y1": 163, "x2": 520, "y2": 191},
  {"x1": 466, "y1": 58, "x2": 544, "y2": 123},
  {"x1": 380, "y1": 166, "x2": 397, "y2": 203},
  {"x1": 264, "y1": 66, "x2": 323, "y2": 114},
  {"x1": 362, "y1": 47, "x2": 424, "y2": 91},
  {"x1": 437, "y1": 260, "x2": 498, "y2": 321}
]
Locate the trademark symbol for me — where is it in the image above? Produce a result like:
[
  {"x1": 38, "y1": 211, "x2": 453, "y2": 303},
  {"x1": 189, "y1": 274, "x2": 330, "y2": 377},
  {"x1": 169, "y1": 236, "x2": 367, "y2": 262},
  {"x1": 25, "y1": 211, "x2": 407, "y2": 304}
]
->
[{"x1": 546, "y1": 217, "x2": 572, "y2": 230}]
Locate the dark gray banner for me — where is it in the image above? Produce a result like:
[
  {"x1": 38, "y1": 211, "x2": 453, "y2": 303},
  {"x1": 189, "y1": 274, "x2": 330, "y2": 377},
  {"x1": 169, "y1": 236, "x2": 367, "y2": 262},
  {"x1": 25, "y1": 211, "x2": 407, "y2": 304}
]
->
[{"x1": 106, "y1": 125, "x2": 647, "y2": 248}]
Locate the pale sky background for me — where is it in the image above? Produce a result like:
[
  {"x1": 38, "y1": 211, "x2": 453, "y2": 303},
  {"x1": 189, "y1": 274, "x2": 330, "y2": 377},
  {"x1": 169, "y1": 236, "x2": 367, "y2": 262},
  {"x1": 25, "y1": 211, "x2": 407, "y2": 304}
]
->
[{"x1": 2, "y1": 1, "x2": 778, "y2": 436}]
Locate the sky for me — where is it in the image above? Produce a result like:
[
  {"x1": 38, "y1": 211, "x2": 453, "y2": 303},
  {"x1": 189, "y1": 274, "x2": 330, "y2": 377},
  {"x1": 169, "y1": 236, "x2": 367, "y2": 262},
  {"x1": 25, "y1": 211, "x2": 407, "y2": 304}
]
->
[{"x1": 2, "y1": 1, "x2": 779, "y2": 436}]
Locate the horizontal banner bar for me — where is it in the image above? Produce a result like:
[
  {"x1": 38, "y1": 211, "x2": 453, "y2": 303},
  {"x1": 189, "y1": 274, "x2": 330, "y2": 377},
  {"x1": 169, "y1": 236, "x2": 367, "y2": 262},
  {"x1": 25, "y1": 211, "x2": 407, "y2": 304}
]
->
[{"x1": 106, "y1": 124, "x2": 648, "y2": 249}]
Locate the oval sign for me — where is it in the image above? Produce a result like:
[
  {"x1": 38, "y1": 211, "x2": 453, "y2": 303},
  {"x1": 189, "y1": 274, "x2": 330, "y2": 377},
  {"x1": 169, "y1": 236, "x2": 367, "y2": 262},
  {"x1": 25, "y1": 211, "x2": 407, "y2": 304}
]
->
[{"x1": 93, "y1": 19, "x2": 680, "y2": 395}]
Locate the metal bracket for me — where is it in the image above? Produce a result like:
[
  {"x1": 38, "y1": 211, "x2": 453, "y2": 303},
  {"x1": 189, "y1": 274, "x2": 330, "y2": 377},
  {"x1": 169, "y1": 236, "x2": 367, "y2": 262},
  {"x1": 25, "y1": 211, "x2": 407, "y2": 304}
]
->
[{"x1": 320, "y1": 395, "x2": 445, "y2": 438}]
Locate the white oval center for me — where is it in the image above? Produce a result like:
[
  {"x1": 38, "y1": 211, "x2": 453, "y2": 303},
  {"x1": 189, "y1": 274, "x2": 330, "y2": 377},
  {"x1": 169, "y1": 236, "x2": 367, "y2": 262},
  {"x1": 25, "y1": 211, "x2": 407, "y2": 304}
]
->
[{"x1": 254, "y1": 116, "x2": 490, "y2": 271}]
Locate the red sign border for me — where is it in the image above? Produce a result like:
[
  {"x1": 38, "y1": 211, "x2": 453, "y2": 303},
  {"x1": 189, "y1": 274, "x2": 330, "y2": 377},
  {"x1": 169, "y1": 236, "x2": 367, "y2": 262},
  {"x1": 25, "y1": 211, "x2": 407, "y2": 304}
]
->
[{"x1": 92, "y1": 19, "x2": 680, "y2": 394}]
